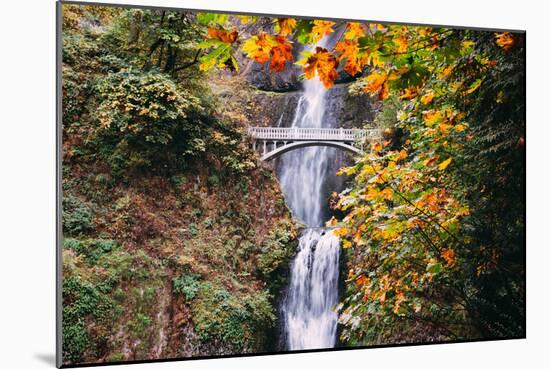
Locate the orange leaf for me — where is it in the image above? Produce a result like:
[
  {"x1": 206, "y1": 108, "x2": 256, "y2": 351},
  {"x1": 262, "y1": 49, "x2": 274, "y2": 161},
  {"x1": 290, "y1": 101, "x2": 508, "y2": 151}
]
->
[
  {"x1": 400, "y1": 86, "x2": 419, "y2": 100},
  {"x1": 269, "y1": 35, "x2": 293, "y2": 72},
  {"x1": 300, "y1": 47, "x2": 339, "y2": 89},
  {"x1": 356, "y1": 274, "x2": 368, "y2": 286},
  {"x1": 335, "y1": 39, "x2": 362, "y2": 76},
  {"x1": 207, "y1": 27, "x2": 238, "y2": 43},
  {"x1": 441, "y1": 248, "x2": 456, "y2": 266},
  {"x1": 421, "y1": 91, "x2": 434, "y2": 105},
  {"x1": 394, "y1": 36, "x2": 408, "y2": 53},
  {"x1": 495, "y1": 32, "x2": 515, "y2": 51},
  {"x1": 380, "y1": 187, "x2": 394, "y2": 200}
]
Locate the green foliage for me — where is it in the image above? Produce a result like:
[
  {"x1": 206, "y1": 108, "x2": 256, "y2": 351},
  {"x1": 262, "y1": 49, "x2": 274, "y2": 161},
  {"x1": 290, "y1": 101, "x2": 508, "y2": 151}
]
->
[
  {"x1": 191, "y1": 281, "x2": 275, "y2": 349},
  {"x1": 257, "y1": 220, "x2": 296, "y2": 277},
  {"x1": 62, "y1": 195, "x2": 93, "y2": 236},
  {"x1": 62, "y1": 275, "x2": 116, "y2": 362},
  {"x1": 64, "y1": 238, "x2": 119, "y2": 265},
  {"x1": 93, "y1": 69, "x2": 214, "y2": 175},
  {"x1": 172, "y1": 272, "x2": 201, "y2": 300},
  {"x1": 207, "y1": 174, "x2": 220, "y2": 187}
]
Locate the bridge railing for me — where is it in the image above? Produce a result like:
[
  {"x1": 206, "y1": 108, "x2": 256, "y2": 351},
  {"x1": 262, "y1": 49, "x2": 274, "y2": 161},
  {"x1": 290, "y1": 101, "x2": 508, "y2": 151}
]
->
[{"x1": 247, "y1": 127, "x2": 379, "y2": 142}]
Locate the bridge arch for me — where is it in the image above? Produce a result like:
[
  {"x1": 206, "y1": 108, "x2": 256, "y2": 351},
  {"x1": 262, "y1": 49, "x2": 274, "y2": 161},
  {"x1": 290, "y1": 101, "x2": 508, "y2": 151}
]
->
[{"x1": 261, "y1": 140, "x2": 363, "y2": 161}]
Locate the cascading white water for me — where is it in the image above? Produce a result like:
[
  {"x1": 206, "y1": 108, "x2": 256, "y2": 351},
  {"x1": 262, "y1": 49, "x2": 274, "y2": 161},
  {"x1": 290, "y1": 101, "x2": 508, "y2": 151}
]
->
[
  {"x1": 278, "y1": 41, "x2": 341, "y2": 350},
  {"x1": 282, "y1": 229, "x2": 340, "y2": 349}
]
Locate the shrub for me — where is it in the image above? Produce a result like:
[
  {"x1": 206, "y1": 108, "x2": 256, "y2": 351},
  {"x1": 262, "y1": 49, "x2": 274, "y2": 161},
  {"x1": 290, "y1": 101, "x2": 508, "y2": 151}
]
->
[
  {"x1": 62, "y1": 275, "x2": 116, "y2": 362},
  {"x1": 93, "y1": 69, "x2": 215, "y2": 175},
  {"x1": 63, "y1": 238, "x2": 119, "y2": 265},
  {"x1": 191, "y1": 282, "x2": 275, "y2": 349},
  {"x1": 172, "y1": 273, "x2": 201, "y2": 300},
  {"x1": 62, "y1": 195, "x2": 93, "y2": 236}
]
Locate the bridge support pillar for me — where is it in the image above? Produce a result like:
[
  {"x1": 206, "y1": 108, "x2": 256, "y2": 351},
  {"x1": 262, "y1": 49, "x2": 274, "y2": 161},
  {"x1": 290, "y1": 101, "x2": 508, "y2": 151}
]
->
[{"x1": 263, "y1": 140, "x2": 267, "y2": 155}]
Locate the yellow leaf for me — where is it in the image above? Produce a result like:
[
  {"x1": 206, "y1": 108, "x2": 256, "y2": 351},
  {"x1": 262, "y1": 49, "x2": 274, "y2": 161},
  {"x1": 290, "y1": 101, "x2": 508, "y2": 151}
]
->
[
  {"x1": 238, "y1": 15, "x2": 254, "y2": 24},
  {"x1": 311, "y1": 20, "x2": 335, "y2": 42},
  {"x1": 398, "y1": 149, "x2": 407, "y2": 160},
  {"x1": 333, "y1": 227, "x2": 349, "y2": 237},
  {"x1": 461, "y1": 40, "x2": 474, "y2": 50},
  {"x1": 242, "y1": 33, "x2": 274, "y2": 64},
  {"x1": 420, "y1": 91, "x2": 434, "y2": 105},
  {"x1": 275, "y1": 18, "x2": 297, "y2": 36},
  {"x1": 342, "y1": 239, "x2": 352, "y2": 249},
  {"x1": 344, "y1": 22, "x2": 365, "y2": 40},
  {"x1": 363, "y1": 71, "x2": 389, "y2": 100},
  {"x1": 454, "y1": 123, "x2": 467, "y2": 132},
  {"x1": 466, "y1": 79, "x2": 483, "y2": 94},
  {"x1": 380, "y1": 187, "x2": 394, "y2": 200},
  {"x1": 438, "y1": 157, "x2": 453, "y2": 171},
  {"x1": 423, "y1": 110, "x2": 444, "y2": 126}
]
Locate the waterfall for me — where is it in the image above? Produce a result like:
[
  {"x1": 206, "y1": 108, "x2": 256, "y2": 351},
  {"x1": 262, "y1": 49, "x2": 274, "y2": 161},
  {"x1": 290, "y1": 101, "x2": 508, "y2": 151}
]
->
[{"x1": 277, "y1": 41, "x2": 341, "y2": 350}]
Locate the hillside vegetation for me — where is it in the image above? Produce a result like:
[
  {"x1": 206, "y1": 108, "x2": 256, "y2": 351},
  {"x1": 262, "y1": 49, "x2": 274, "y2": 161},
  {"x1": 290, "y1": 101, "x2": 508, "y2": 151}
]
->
[{"x1": 61, "y1": 6, "x2": 297, "y2": 364}]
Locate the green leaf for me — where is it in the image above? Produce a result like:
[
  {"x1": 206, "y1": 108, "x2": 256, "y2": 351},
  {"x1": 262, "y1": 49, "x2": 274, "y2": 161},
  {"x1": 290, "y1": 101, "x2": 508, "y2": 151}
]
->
[
  {"x1": 426, "y1": 262, "x2": 443, "y2": 275},
  {"x1": 294, "y1": 20, "x2": 314, "y2": 44},
  {"x1": 196, "y1": 39, "x2": 223, "y2": 49},
  {"x1": 196, "y1": 12, "x2": 228, "y2": 26},
  {"x1": 199, "y1": 43, "x2": 231, "y2": 71}
]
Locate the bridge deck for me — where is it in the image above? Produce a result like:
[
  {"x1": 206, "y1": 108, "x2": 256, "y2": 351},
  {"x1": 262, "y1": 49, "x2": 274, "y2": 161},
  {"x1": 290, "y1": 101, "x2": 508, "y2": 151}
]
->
[{"x1": 247, "y1": 127, "x2": 379, "y2": 142}]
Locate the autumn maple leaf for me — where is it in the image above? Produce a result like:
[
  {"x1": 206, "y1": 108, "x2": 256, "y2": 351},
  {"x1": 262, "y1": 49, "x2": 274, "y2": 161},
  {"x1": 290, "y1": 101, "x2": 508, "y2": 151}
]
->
[
  {"x1": 297, "y1": 47, "x2": 339, "y2": 89},
  {"x1": 364, "y1": 71, "x2": 390, "y2": 100},
  {"x1": 276, "y1": 18, "x2": 297, "y2": 37},
  {"x1": 269, "y1": 35, "x2": 293, "y2": 72},
  {"x1": 400, "y1": 86, "x2": 419, "y2": 100},
  {"x1": 207, "y1": 27, "x2": 238, "y2": 43},
  {"x1": 335, "y1": 39, "x2": 362, "y2": 76},
  {"x1": 242, "y1": 32, "x2": 275, "y2": 64},
  {"x1": 441, "y1": 248, "x2": 456, "y2": 266},
  {"x1": 394, "y1": 36, "x2": 408, "y2": 53},
  {"x1": 344, "y1": 22, "x2": 365, "y2": 40},
  {"x1": 495, "y1": 32, "x2": 515, "y2": 51},
  {"x1": 311, "y1": 20, "x2": 335, "y2": 43}
]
